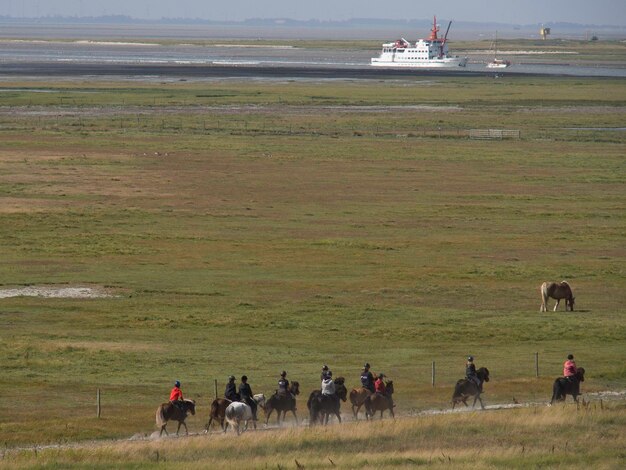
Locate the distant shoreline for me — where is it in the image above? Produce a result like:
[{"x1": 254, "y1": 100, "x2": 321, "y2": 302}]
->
[{"x1": 0, "y1": 20, "x2": 624, "y2": 41}]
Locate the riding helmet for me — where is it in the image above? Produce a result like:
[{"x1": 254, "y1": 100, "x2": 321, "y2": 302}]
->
[
  {"x1": 364, "y1": 362, "x2": 370, "y2": 368},
  {"x1": 241, "y1": 375, "x2": 248, "y2": 381},
  {"x1": 378, "y1": 373, "x2": 384, "y2": 378},
  {"x1": 281, "y1": 371, "x2": 287, "y2": 377},
  {"x1": 174, "y1": 380, "x2": 181, "y2": 387},
  {"x1": 228, "y1": 375, "x2": 235, "y2": 381},
  {"x1": 322, "y1": 364, "x2": 328, "y2": 371},
  {"x1": 567, "y1": 354, "x2": 574, "y2": 360},
  {"x1": 467, "y1": 356, "x2": 474, "y2": 361}
]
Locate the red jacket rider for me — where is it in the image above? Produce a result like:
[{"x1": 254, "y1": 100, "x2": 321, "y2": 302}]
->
[
  {"x1": 374, "y1": 374, "x2": 386, "y2": 394},
  {"x1": 563, "y1": 355, "x2": 577, "y2": 378},
  {"x1": 170, "y1": 380, "x2": 184, "y2": 401}
]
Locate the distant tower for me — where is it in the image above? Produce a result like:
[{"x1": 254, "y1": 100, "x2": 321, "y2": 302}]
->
[{"x1": 540, "y1": 26, "x2": 551, "y2": 40}]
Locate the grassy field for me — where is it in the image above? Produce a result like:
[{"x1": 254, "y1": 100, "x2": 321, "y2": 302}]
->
[{"x1": 0, "y1": 74, "x2": 625, "y2": 466}]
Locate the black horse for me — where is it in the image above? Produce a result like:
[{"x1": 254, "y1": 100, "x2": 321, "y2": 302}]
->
[
  {"x1": 264, "y1": 381, "x2": 300, "y2": 425},
  {"x1": 307, "y1": 377, "x2": 348, "y2": 425},
  {"x1": 550, "y1": 368, "x2": 585, "y2": 405},
  {"x1": 155, "y1": 399, "x2": 196, "y2": 436},
  {"x1": 452, "y1": 367, "x2": 490, "y2": 410}
]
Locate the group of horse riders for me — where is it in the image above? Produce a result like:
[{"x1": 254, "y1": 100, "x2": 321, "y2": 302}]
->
[
  {"x1": 168, "y1": 353, "x2": 580, "y2": 419},
  {"x1": 465, "y1": 353, "x2": 580, "y2": 386},
  {"x1": 316, "y1": 362, "x2": 393, "y2": 408}
]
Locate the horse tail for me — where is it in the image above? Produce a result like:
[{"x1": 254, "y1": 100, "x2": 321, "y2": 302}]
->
[
  {"x1": 540, "y1": 282, "x2": 549, "y2": 311},
  {"x1": 156, "y1": 404, "x2": 167, "y2": 428},
  {"x1": 309, "y1": 399, "x2": 318, "y2": 425},
  {"x1": 452, "y1": 382, "x2": 462, "y2": 400},
  {"x1": 551, "y1": 379, "x2": 562, "y2": 404},
  {"x1": 209, "y1": 399, "x2": 220, "y2": 418}
]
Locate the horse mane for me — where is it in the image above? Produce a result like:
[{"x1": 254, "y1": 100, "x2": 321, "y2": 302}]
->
[
  {"x1": 560, "y1": 280, "x2": 570, "y2": 287},
  {"x1": 334, "y1": 377, "x2": 345, "y2": 385}
]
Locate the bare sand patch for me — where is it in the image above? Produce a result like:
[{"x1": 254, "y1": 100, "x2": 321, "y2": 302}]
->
[{"x1": 0, "y1": 285, "x2": 115, "y2": 299}]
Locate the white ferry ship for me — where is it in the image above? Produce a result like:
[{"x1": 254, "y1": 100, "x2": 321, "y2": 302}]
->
[{"x1": 371, "y1": 16, "x2": 467, "y2": 68}]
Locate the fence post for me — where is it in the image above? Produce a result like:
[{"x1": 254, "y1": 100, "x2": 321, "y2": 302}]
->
[
  {"x1": 535, "y1": 352, "x2": 539, "y2": 377},
  {"x1": 431, "y1": 361, "x2": 436, "y2": 387},
  {"x1": 96, "y1": 388, "x2": 101, "y2": 418},
  {"x1": 214, "y1": 379, "x2": 218, "y2": 399}
]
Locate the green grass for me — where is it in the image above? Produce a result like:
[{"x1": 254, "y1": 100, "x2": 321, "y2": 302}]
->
[{"x1": 0, "y1": 76, "x2": 624, "y2": 463}]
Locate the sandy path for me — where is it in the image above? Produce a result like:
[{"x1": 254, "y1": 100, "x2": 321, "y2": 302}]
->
[{"x1": 3, "y1": 390, "x2": 624, "y2": 454}]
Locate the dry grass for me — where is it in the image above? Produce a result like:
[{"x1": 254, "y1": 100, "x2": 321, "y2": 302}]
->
[{"x1": 2, "y1": 403, "x2": 624, "y2": 469}]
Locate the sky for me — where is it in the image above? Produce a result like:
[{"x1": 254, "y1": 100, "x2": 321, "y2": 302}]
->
[{"x1": 1, "y1": 0, "x2": 625, "y2": 25}]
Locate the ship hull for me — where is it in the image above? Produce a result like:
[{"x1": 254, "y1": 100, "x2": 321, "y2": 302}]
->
[
  {"x1": 371, "y1": 57, "x2": 467, "y2": 68},
  {"x1": 486, "y1": 60, "x2": 511, "y2": 69}
]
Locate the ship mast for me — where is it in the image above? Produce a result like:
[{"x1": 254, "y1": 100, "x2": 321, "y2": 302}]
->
[
  {"x1": 428, "y1": 16, "x2": 439, "y2": 41},
  {"x1": 442, "y1": 21, "x2": 452, "y2": 46}
]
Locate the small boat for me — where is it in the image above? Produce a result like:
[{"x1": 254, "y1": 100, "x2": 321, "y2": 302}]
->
[
  {"x1": 371, "y1": 16, "x2": 467, "y2": 68},
  {"x1": 486, "y1": 31, "x2": 510, "y2": 69}
]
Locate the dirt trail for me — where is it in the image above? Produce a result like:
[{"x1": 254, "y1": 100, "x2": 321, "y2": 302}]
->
[{"x1": 4, "y1": 390, "x2": 624, "y2": 454}]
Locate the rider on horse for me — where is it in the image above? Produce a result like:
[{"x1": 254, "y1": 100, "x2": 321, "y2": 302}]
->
[
  {"x1": 321, "y1": 371, "x2": 335, "y2": 396},
  {"x1": 277, "y1": 371, "x2": 290, "y2": 397},
  {"x1": 321, "y1": 364, "x2": 331, "y2": 381},
  {"x1": 374, "y1": 372, "x2": 393, "y2": 408},
  {"x1": 170, "y1": 380, "x2": 184, "y2": 411},
  {"x1": 225, "y1": 375, "x2": 240, "y2": 402},
  {"x1": 239, "y1": 375, "x2": 258, "y2": 421},
  {"x1": 563, "y1": 354, "x2": 578, "y2": 382},
  {"x1": 466, "y1": 356, "x2": 481, "y2": 391},
  {"x1": 360, "y1": 363, "x2": 375, "y2": 394}
]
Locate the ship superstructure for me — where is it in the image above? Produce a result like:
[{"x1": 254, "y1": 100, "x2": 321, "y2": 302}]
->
[{"x1": 371, "y1": 16, "x2": 467, "y2": 68}]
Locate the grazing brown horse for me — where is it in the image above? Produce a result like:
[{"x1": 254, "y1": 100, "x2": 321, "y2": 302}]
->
[
  {"x1": 364, "y1": 381, "x2": 395, "y2": 420},
  {"x1": 349, "y1": 387, "x2": 372, "y2": 420},
  {"x1": 156, "y1": 399, "x2": 196, "y2": 436},
  {"x1": 452, "y1": 367, "x2": 490, "y2": 410},
  {"x1": 550, "y1": 368, "x2": 585, "y2": 405},
  {"x1": 307, "y1": 377, "x2": 348, "y2": 425},
  {"x1": 264, "y1": 381, "x2": 300, "y2": 425},
  {"x1": 540, "y1": 281, "x2": 575, "y2": 312}
]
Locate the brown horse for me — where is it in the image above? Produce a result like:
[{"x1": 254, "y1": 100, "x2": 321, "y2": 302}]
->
[
  {"x1": 452, "y1": 367, "x2": 490, "y2": 410},
  {"x1": 156, "y1": 399, "x2": 196, "y2": 436},
  {"x1": 349, "y1": 387, "x2": 372, "y2": 420},
  {"x1": 364, "y1": 381, "x2": 395, "y2": 420},
  {"x1": 550, "y1": 368, "x2": 585, "y2": 405},
  {"x1": 540, "y1": 281, "x2": 575, "y2": 312},
  {"x1": 205, "y1": 398, "x2": 231, "y2": 432},
  {"x1": 264, "y1": 381, "x2": 300, "y2": 425}
]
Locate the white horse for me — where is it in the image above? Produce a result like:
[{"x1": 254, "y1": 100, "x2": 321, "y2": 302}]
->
[
  {"x1": 224, "y1": 394, "x2": 265, "y2": 435},
  {"x1": 540, "y1": 281, "x2": 575, "y2": 312}
]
